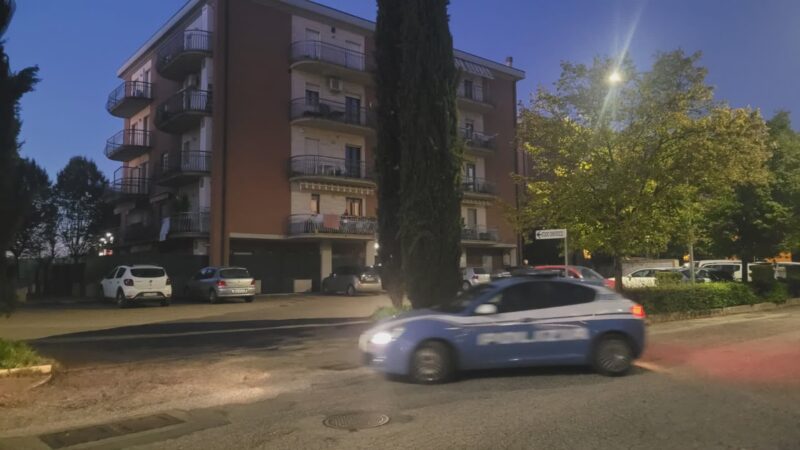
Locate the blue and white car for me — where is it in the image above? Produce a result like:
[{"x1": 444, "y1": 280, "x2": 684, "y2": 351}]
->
[{"x1": 360, "y1": 278, "x2": 646, "y2": 383}]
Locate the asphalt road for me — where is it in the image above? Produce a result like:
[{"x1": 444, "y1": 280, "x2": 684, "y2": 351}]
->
[{"x1": 1, "y1": 299, "x2": 799, "y2": 449}]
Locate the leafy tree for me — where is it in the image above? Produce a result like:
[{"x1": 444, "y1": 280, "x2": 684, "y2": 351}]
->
[
  {"x1": 701, "y1": 111, "x2": 800, "y2": 280},
  {"x1": 374, "y1": 0, "x2": 405, "y2": 307},
  {"x1": 0, "y1": 0, "x2": 40, "y2": 314},
  {"x1": 394, "y1": 0, "x2": 462, "y2": 308},
  {"x1": 54, "y1": 157, "x2": 108, "y2": 262},
  {"x1": 516, "y1": 50, "x2": 770, "y2": 288},
  {"x1": 9, "y1": 158, "x2": 51, "y2": 271}
]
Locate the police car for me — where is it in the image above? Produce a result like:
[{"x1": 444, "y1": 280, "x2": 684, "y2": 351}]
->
[{"x1": 359, "y1": 277, "x2": 646, "y2": 383}]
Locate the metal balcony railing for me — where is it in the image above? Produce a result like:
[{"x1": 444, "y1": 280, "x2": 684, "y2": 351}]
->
[
  {"x1": 156, "y1": 29, "x2": 212, "y2": 72},
  {"x1": 290, "y1": 40, "x2": 368, "y2": 72},
  {"x1": 158, "y1": 150, "x2": 212, "y2": 178},
  {"x1": 457, "y1": 83, "x2": 490, "y2": 104},
  {"x1": 461, "y1": 177, "x2": 496, "y2": 195},
  {"x1": 290, "y1": 98, "x2": 374, "y2": 128},
  {"x1": 106, "y1": 81, "x2": 153, "y2": 114},
  {"x1": 289, "y1": 155, "x2": 373, "y2": 180},
  {"x1": 104, "y1": 129, "x2": 152, "y2": 158},
  {"x1": 169, "y1": 211, "x2": 210, "y2": 234},
  {"x1": 155, "y1": 89, "x2": 212, "y2": 129},
  {"x1": 288, "y1": 214, "x2": 377, "y2": 236},
  {"x1": 462, "y1": 226, "x2": 499, "y2": 242},
  {"x1": 460, "y1": 128, "x2": 496, "y2": 150},
  {"x1": 109, "y1": 177, "x2": 150, "y2": 197}
]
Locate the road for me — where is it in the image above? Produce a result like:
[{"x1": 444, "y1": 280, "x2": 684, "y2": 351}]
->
[{"x1": 1, "y1": 298, "x2": 799, "y2": 449}]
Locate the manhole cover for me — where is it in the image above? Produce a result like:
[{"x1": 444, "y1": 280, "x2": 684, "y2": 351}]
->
[{"x1": 323, "y1": 413, "x2": 390, "y2": 431}]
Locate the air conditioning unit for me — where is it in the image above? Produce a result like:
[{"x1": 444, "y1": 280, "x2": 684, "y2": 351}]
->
[{"x1": 328, "y1": 77, "x2": 342, "y2": 92}]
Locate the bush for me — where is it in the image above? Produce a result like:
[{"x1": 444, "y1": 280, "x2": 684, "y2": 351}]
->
[
  {"x1": 655, "y1": 271, "x2": 683, "y2": 286},
  {"x1": 0, "y1": 339, "x2": 44, "y2": 370},
  {"x1": 764, "y1": 282, "x2": 789, "y2": 304},
  {"x1": 625, "y1": 283, "x2": 758, "y2": 314}
]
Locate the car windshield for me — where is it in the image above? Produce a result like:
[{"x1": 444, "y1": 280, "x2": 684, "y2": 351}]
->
[
  {"x1": 219, "y1": 268, "x2": 251, "y2": 279},
  {"x1": 130, "y1": 268, "x2": 165, "y2": 278},
  {"x1": 433, "y1": 284, "x2": 493, "y2": 313},
  {"x1": 579, "y1": 267, "x2": 604, "y2": 280}
]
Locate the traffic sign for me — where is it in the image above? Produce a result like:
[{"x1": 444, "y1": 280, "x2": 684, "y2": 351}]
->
[{"x1": 535, "y1": 229, "x2": 567, "y2": 240}]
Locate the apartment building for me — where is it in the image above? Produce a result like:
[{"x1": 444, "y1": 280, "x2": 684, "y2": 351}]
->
[{"x1": 104, "y1": 0, "x2": 525, "y2": 293}]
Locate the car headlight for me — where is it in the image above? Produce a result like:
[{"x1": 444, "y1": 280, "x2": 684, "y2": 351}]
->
[{"x1": 369, "y1": 327, "x2": 404, "y2": 345}]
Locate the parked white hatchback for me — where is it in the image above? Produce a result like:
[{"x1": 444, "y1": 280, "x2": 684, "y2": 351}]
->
[{"x1": 101, "y1": 265, "x2": 172, "y2": 308}]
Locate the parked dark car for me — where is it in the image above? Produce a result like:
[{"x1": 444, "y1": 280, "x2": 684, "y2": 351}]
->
[
  {"x1": 322, "y1": 266, "x2": 382, "y2": 296},
  {"x1": 185, "y1": 266, "x2": 256, "y2": 303}
]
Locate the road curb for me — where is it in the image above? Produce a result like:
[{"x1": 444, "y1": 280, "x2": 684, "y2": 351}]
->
[
  {"x1": 0, "y1": 364, "x2": 53, "y2": 378},
  {"x1": 647, "y1": 298, "x2": 800, "y2": 324}
]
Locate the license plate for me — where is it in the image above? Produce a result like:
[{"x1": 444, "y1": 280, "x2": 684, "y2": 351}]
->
[
  {"x1": 142, "y1": 292, "x2": 158, "y2": 297},
  {"x1": 231, "y1": 289, "x2": 247, "y2": 294}
]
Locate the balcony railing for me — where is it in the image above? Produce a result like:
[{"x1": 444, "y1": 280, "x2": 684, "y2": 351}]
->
[
  {"x1": 462, "y1": 226, "x2": 499, "y2": 242},
  {"x1": 155, "y1": 150, "x2": 211, "y2": 186},
  {"x1": 457, "y1": 83, "x2": 490, "y2": 104},
  {"x1": 169, "y1": 211, "x2": 210, "y2": 235},
  {"x1": 106, "y1": 81, "x2": 153, "y2": 117},
  {"x1": 156, "y1": 29, "x2": 212, "y2": 80},
  {"x1": 290, "y1": 40, "x2": 368, "y2": 72},
  {"x1": 290, "y1": 98, "x2": 374, "y2": 128},
  {"x1": 109, "y1": 177, "x2": 150, "y2": 198},
  {"x1": 155, "y1": 89, "x2": 212, "y2": 133},
  {"x1": 460, "y1": 128, "x2": 496, "y2": 150},
  {"x1": 289, "y1": 155, "x2": 373, "y2": 181},
  {"x1": 104, "y1": 129, "x2": 152, "y2": 160},
  {"x1": 288, "y1": 214, "x2": 377, "y2": 236},
  {"x1": 461, "y1": 177, "x2": 496, "y2": 195}
]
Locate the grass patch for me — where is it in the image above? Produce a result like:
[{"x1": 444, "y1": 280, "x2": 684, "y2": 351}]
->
[
  {"x1": 371, "y1": 304, "x2": 412, "y2": 321},
  {"x1": 0, "y1": 338, "x2": 44, "y2": 370}
]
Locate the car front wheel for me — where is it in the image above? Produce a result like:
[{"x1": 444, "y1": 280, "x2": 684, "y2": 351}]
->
[
  {"x1": 593, "y1": 335, "x2": 634, "y2": 376},
  {"x1": 410, "y1": 341, "x2": 454, "y2": 384},
  {"x1": 209, "y1": 289, "x2": 219, "y2": 304},
  {"x1": 346, "y1": 285, "x2": 356, "y2": 296},
  {"x1": 116, "y1": 290, "x2": 127, "y2": 309}
]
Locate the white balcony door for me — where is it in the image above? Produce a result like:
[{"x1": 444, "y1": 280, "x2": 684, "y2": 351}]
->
[
  {"x1": 306, "y1": 29, "x2": 321, "y2": 58},
  {"x1": 345, "y1": 40, "x2": 363, "y2": 70}
]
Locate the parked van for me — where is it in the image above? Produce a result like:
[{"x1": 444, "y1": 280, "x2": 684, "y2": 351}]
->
[{"x1": 696, "y1": 260, "x2": 742, "y2": 281}]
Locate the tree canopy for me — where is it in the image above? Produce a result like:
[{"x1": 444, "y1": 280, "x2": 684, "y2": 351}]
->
[
  {"x1": 516, "y1": 50, "x2": 770, "y2": 285},
  {"x1": 54, "y1": 156, "x2": 108, "y2": 262}
]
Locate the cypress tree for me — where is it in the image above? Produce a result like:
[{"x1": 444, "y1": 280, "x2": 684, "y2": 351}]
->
[
  {"x1": 374, "y1": 0, "x2": 405, "y2": 307},
  {"x1": 397, "y1": 0, "x2": 463, "y2": 308}
]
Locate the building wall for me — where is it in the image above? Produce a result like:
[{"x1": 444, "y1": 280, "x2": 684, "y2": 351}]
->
[
  {"x1": 291, "y1": 71, "x2": 366, "y2": 103},
  {"x1": 291, "y1": 15, "x2": 365, "y2": 52},
  {"x1": 290, "y1": 126, "x2": 367, "y2": 159}
]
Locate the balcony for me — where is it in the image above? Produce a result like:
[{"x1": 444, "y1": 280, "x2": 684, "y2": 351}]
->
[
  {"x1": 461, "y1": 177, "x2": 496, "y2": 199},
  {"x1": 290, "y1": 98, "x2": 374, "y2": 136},
  {"x1": 104, "y1": 129, "x2": 152, "y2": 161},
  {"x1": 156, "y1": 29, "x2": 212, "y2": 80},
  {"x1": 461, "y1": 128, "x2": 496, "y2": 155},
  {"x1": 288, "y1": 214, "x2": 377, "y2": 239},
  {"x1": 155, "y1": 89, "x2": 212, "y2": 133},
  {"x1": 288, "y1": 155, "x2": 375, "y2": 187},
  {"x1": 106, "y1": 81, "x2": 153, "y2": 118},
  {"x1": 290, "y1": 40, "x2": 372, "y2": 83},
  {"x1": 108, "y1": 177, "x2": 150, "y2": 203},
  {"x1": 168, "y1": 211, "x2": 210, "y2": 237},
  {"x1": 457, "y1": 84, "x2": 493, "y2": 111},
  {"x1": 462, "y1": 226, "x2": 500, "y2": 244},
  {"x1": 156, "y1": 150, "x2": 211, "y2": 187}
]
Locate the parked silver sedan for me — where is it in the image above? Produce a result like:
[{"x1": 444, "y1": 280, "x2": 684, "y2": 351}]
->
[
  {"x1": 185, "y1": 266, "x2": 256, "y2": 303},
  {"x1": 322, "y1": 266, "x2": 382, "y2": 296}
]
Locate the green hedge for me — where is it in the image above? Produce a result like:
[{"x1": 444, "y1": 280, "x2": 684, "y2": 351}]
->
[
  {"x1": 655, "y1": 271, "x2": 683, "y2": 286},
  {"x1": 625, "y1": 283, "x2": 758, "y2": 314}
]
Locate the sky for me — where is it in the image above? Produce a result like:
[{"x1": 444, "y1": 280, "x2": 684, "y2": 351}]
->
[{"x1": 6, "y1": 0, "x2": 800, "y2": 180}]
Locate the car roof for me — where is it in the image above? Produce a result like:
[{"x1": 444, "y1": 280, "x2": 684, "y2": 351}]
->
[
  {"x1": 124, "y1": 264, "x2": 165, "y2": 269},
  {"x1": 491, "y1": 276, "x2": 606, "y2": 291}
]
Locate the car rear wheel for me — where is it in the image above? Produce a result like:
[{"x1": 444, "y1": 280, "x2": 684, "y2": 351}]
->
[
  {"x1": 160, "y1": 298, "x2": 170, "y2": 307},
  {"x1": 209, "y1": 289, "x2": 219, "y2": 304},
  {"x1": 346, "y1": 285, "x2": 356, "y2": 296},
  {"x1": 410, "y1": 341, "x2": 454, "y2": 384},
  {"x1": 116, "y1": 290, "x2": 127, "y2": 309},
  {"x1": 593, "y1": 335, "x2": 634, "y2": 376}
]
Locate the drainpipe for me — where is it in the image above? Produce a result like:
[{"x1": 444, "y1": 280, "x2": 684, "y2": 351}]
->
[{"x1": 219, "y1": 0, "x2": 230, "y2": 265}]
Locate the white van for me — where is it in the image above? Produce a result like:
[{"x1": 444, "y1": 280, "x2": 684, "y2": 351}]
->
[{"x1": 696, "y1": 260, "x2": 742, "y2": 281}]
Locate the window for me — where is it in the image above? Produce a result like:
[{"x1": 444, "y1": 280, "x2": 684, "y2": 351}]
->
[
  {"x1": 463, "y1": 79, "x2": 474, "y2": 99},
  {"x1": 466, "y1": 208, "x2": 478, "y2": 229},
  {"x1": 345, "y1": 96, "x2": 361, "y2": 124},
  {"x1": 345, "y1": 145, "x2": 361, "y2": 177},
  {"x1": 496, "y1": 283, "x2": 535, "y2": 313},
  {"x1": 546, "y1": 282, "x2": 595, "y2": 307},
  {"x1": 346, "y1": 197, "x2": 363, "y2": 216},
  {"x1": 105, "y1": 268, "x2": 118, "y2": 279},
  {"x1": 464, "y1": 119, "x2": 475, "y2": 138},
  {"x1": 310, "y1": 194, "x2": 320, "y2": 214},
  {"x1": 130, "y1": 268, "x2": 166, "y2": 278},
  {"x1": 305, "y1": 89, "x2": 320, "y2": 106},
  {"x1": 464, "y1": 163, "x2": 476, "y2": 190},
  {"x1": 219, "y1": 268, "x2": 251, "y2": 279},
  {"x1": 115, "y1": 267, "x2": 127, "y2": 278},
  {"x1": 160, "y1": 152, "x2": 169, "y2": 172}
]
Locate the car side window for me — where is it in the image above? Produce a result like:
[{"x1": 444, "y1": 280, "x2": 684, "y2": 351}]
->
[
  {"x1": 497, "y1": 283, "x2": 532, "y2": 313},
  {"x1": 105, "y1": 267, "x2": 118, "y2": 279},
  {"x1": 546, "y1": 282, "x2": 595, "y2": 307},
  {"x1": 204, "y1": 269, "x2": 216, "y2": 279},
  {"x1": 115, "y1": 267, "x2": 126, "y2": 278}
]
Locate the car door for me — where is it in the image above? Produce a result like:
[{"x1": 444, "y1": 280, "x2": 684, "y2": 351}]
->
[
  {"x1": 465, "y1": 281, "x2": 550, "y2": 368},
  {"x1": 112, "y1": 267, "x2": 126, "y2": 294},
  {"x1": 186, "y1": 269, "x2": 204, "y2": 297},
  {"x1": 101, "y1": 267, "x2": 119, "y2": 298}
]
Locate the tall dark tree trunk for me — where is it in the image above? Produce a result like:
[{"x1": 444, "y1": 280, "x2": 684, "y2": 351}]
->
[
  {"x1": 614, "y1": 255, "x2": 624, "y2": 292},
  {"x1": 397, "y1": 0, "x2": 462, "y2": 308},
  {"x1": 375, "y1": 0, "x2": 405, "y2": 308}
]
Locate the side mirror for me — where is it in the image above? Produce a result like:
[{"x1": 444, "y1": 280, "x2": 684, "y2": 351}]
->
[
  {"x1": 474, "y1": 304, "x2": 498, "y2": 315},
  {"x1": 330, "y1": 273, "x2": 336, "y2": 278}
]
